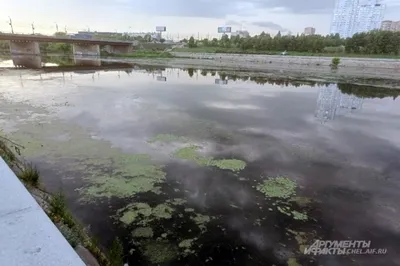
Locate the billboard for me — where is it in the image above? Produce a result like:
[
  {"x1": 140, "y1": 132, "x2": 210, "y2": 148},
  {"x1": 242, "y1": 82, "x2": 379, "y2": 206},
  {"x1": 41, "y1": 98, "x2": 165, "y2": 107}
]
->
[
  {"x1": 156, "y1": 26, "x2": 167, "y2": 32},
  {"x1": 218, "y1": 26, "x2": 232, "y2": 33}
]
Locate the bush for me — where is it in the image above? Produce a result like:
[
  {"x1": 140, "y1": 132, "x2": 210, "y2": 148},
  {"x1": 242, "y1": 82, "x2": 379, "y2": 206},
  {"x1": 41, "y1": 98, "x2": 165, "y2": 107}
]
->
[
  {"x1": 49, "y1": 191, "x2": 68, "y2": 221},
  {"x1": 59, "y1": 224, "x2": 80, "y2": 248},
  {"x1": 108, "y1": 238, "x2": 124, "y2": 266},
  {"x1": 331, "y1": 57, "x2": 341, "y2": 68},
  {"x1": 18, "y1": 163, "x2": 40, "y2": 187}
]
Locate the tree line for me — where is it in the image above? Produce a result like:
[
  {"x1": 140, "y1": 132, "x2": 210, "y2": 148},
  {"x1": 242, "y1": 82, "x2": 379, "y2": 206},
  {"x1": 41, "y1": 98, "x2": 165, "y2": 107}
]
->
[{"x1": 187, "y1": 30, "x2": 400, "y2": 55}]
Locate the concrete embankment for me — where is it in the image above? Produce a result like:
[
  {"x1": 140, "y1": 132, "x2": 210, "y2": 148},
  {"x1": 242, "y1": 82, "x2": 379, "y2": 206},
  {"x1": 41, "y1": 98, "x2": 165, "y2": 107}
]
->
[{"x1": 119, "y1": 52, "x2": 400, "y2": 88}]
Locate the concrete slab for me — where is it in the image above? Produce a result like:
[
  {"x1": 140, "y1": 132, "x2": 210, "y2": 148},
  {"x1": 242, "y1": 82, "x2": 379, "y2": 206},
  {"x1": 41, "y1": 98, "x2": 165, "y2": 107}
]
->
[{"x1": 0, "y1": 157, "x2": 85, "y2": 266}]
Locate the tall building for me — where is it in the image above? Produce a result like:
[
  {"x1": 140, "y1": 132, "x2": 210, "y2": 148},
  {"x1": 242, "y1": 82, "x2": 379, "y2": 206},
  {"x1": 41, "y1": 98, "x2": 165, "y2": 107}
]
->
[
  {"x1": 330, "y1": 0, "x2": 385, "y2": 38},
  {"x1": 353, "y1": 1, "x2": 385, "y2": 34},
  {"x1": 304, "y1": 27, "x2": 316, "y2": 35},
  {"x1": 330, "y1": 0, "x2": 360, "y2": 38},
  {"x1": 381, "y1": 20, "x2": 394, "y2": 30},
  {"x1": 381, "y1": 20, "x2": 400, "y2": 31}
]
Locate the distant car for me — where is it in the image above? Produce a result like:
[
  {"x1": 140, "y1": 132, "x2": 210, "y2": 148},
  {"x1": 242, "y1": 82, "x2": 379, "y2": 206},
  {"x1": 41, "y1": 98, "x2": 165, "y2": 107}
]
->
[{"x1": 281, "y1": 51, "x2": 288, "y2": 56}]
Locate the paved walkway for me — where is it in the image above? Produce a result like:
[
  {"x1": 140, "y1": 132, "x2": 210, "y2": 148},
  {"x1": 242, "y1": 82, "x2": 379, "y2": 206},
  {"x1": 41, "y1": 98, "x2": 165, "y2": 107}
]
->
[{"x1": 0, "y1": 157, "x2": 85, "y2": 266}]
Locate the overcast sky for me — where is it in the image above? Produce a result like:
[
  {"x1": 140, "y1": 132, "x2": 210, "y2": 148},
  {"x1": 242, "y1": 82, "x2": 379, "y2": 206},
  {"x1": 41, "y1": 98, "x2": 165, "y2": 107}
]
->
[{"x1": 1, "y1": 0, "x2": 399, "y2": 39}]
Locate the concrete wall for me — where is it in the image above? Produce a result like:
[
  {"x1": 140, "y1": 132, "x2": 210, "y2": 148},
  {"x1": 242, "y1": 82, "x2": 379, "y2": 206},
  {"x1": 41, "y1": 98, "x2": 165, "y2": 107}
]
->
[
  {"x1": 0, "y1": 158, "x2": 85, "y2": 266},
  {"x1": 9, "y1": 41, "x2": 42, "y2": 68},
  {"x1": 73, "y1": 43, "x2": 101, "y2": 66},
  {"x1": 103, "y1": 45, "x2": 133, "y2": 54},
  {"x1": 72, "y1": 43, "x2": 100, "y2": 56}
]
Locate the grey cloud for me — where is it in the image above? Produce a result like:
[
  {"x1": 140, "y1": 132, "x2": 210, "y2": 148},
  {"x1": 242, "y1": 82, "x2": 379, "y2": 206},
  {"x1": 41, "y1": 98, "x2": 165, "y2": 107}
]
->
[
  {"x1": 253, "y1": 0, "x2": 336, "y2": 14},
  {"x1": 225, "y1": 20, "x2": 246, "y2": 26},
  {"x1": 114, "y1": 0, "x2": 400, "y2": 18},
  {"x1": 252, "y1": 21, "x2": 289, "y2": 32}
]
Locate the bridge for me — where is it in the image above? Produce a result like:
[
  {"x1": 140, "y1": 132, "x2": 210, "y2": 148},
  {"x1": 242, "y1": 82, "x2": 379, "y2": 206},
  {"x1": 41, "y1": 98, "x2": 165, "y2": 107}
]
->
[{"x1": 0, "y1": 33, "x2": 136, "y2": 68}]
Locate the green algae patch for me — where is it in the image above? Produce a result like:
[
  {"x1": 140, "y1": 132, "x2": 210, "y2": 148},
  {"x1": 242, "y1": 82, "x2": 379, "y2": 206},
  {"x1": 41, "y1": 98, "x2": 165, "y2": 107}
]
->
[
  {"x1": 256, "y1": 177, "x2": 297, "y2": 199},
  {"x1": 173, "y1": 145, "x2": 246, "y2": 172},
  {"x1": 120, "y1": 210, "x2": 139, "y2": 225},
  {"x1": 179, "y1": 238, "x2": 197, "y2": 256},
  {"x1": 210, "y1": 159, "x2": 246, "y2": 172},
  {"x1": 292, "y1": 211, "x2": 308, "y2": 221},
  {"x1": 148, "y1": 134, "x2": 189, "y2": 144},
  {"x1": 166, "y1": 198, "x2": 187, "y2": 206},
  {"x1": 132, "y1": 227, "x2": 154, "y2": 238},
  {"x1": 7, "y1": 118, "x2": 167, "y2": 200},
  {"x1": 192, "y1": 213, "x2": 211, "y2": 232},
  {"x1": 139, "y1": 240, "x2": 178, "y2": 264},
  {"x1": 117, "y1": 203, "x2": 174, "y2": 226},
  {"x1": 118, "y1": 203, "x2": 152, "y2": 225},
  {"x1": 184, "y1": 208, "x2": 194, "y2": 212},
  {"x1": 152, "y1": 204, "x2": 174, "y2": 219},
  {"x1": 287, "y1": 229, "x2": 309, "y2": 253},
  {"x1": 287, "y1": 258, "x2": 301, "y2": 266}
]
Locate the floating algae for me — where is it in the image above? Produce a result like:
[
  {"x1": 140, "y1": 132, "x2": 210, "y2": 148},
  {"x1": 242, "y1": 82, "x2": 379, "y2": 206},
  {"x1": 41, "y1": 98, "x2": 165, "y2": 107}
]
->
[
  {"x1": 210, "y1": 159, "x2": 246, "y2": 171},
  {"x1": 287, "y1": 229, "x2": 309, "y2": 253},
  {"x1": 287, "y1": 258, "x2": 301, "y2": 266},
  {"x1": 292, "y1": 211, "x2": 308, "y2": 221},
  {"x1": 166, "y1": 198, "x2": 187, "y2": 206},
  {"x1": 184, "y1": 208, "x2": 194, "y2": 212},
  {"x1": 256, "y1": 177, "x2": 297, "y2": 199},
  {"x1": 173, "y1": 145, "x2": 246, "y2": 172},
  {"x1": 118, "y1": 203, "x2": 174, "y2": 225},
  {"x1": 139, "y1": 240, "x2": 178, "y2": 264},
  {"x1": 192, "y1": 213, "x2": 211, "y2": 232},
  {"x1": 148, "y1": 134, "x2": 189, "y2": 144},
  {"x1": 179, "y1": 238, "x2": 197, "y2": 256},
  {"x1": 132, "y1": 227, "x2": 154, "y2": 238},
  {"x1": 152, "y1": 204, "x2": 174, "y2": 219}
]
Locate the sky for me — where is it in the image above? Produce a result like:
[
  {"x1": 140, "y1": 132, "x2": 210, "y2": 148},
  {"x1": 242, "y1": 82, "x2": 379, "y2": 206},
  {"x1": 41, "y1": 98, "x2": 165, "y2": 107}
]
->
[{"x1": 0, "y1": 0, "x2": 400, "y2": 39}]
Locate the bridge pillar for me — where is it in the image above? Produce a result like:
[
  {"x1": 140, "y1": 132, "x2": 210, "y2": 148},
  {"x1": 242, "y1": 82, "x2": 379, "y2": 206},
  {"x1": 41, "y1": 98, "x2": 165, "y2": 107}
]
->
[
  {"x1": 103, "y1": 45, "x2": 133, "y2": 55},
  {"x1": 72, "y1": 43, "x2": 101, "y2": 66},
  {"x1": 9, "y1": 41, "x2": 42, "y2": 69}
]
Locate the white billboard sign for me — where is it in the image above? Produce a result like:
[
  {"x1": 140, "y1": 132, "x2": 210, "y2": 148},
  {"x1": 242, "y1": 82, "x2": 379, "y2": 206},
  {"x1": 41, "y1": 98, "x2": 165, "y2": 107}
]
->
[
  {"x1": 156, "y1": 26, "x2": 167, "y2": 32},
  {"x1": 218, "y1": 27, "x2": 232, "y2": 33}
]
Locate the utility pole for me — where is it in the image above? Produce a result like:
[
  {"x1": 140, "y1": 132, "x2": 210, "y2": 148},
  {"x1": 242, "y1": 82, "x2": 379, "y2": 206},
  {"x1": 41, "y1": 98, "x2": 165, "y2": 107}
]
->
[
  {"x1": 64, "y1": 25, "x2": 67, "y2": 34},
  {"x1": 55, "y1": 22, "x2": 59, "y2": 32},
  {"x1": 197, "y1": 32, "x2": 200, "y2": 40},
  {"x1": 8, "y1": 17, "x2": 14, "y2": 34},
  {"x1": 31, "y1": 22, "x2": 35, "y2": 34}
]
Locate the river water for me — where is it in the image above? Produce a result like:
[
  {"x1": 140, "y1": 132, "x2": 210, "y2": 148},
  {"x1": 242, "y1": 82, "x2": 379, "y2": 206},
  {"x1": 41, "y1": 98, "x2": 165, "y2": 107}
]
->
[{"x1": 1, "y1": 62, "x2": 400, "y2": 266}]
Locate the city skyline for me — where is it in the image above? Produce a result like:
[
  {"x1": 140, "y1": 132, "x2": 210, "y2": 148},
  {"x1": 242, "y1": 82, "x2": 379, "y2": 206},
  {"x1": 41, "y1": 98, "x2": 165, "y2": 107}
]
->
[{"x1": 1, "y1": 0, "x2": 400, "y2": 39}]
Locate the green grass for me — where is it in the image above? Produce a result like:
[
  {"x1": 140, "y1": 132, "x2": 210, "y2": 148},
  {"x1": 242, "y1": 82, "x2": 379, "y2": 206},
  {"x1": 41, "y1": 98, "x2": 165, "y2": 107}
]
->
[
  {"x1": 172, "y1": 47, "x2": 400, "y2": 59},
  {"x1": 18, "y1": 163, "x2": 40, "y2": 187}
]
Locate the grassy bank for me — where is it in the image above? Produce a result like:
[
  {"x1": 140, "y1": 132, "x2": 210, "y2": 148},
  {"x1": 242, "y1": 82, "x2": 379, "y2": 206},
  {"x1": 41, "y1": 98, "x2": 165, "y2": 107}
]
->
[
  {"x1": 172, "y1": 47, "x2": 400, "y2": 59},
  {"x1": 0, "y1": 134, "x2": 123, "y2": 266},
  {"x1": 103, "y1": 50, "x2": 174, "y2": 59}
]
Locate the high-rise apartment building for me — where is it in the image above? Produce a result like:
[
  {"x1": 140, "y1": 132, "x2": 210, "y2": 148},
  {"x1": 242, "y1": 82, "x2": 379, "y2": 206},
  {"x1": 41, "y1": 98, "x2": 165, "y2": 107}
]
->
[
  {"x1": 304, "y1": 27, "x2": 316, "y2": 35},
  {"x1": 330, "y1": 0, "x2": 360, "y2": 38},
  {"x1": 330, "y1": 0, "x2": 385, "y2": 38},
  {"x1": 381, "y1": 20, "x2": 400, "y2": 31},
  {"x1": 353, "y1": 1, "x2": 385, "y2": 34}
]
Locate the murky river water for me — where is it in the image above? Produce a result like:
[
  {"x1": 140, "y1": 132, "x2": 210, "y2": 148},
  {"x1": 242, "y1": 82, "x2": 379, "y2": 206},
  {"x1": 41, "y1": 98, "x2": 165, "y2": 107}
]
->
[{"x1": 1, "y1": 62, "x2": 400, "y2": 266}]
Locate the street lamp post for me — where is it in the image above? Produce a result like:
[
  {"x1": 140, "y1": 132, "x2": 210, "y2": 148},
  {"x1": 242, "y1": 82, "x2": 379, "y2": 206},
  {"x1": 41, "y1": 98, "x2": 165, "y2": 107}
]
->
[
  {"x1": 8, "y1": 17, "x2": 14, "y2": 34},
  {"x1": 54, "y1": 22, "x2": 59, "y2": 32},
  {"x1": 31, "y1": 22, "x2": 35, "y2": 34}
]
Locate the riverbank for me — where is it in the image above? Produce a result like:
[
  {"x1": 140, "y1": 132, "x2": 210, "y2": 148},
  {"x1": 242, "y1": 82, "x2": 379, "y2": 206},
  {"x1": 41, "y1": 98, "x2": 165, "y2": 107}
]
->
[
  {"x1": 172, "y1": 47, "x2": 400, "y2": 59},
  {"x1": 110, "y1": 52, "x2": 400, "y2": 88},
  {"x1": 0, "y1": 136, "x2": 122, "y2": 266}
]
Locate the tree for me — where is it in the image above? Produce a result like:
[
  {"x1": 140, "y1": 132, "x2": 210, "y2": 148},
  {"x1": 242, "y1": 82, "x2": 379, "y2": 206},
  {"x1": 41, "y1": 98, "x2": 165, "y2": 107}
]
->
[
  {"x1": 160, "y1": 38, "x2": 166, "y2": 43},
  {"x1": 188, "y1": 36, "x2": 196, "y2": 48}
]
